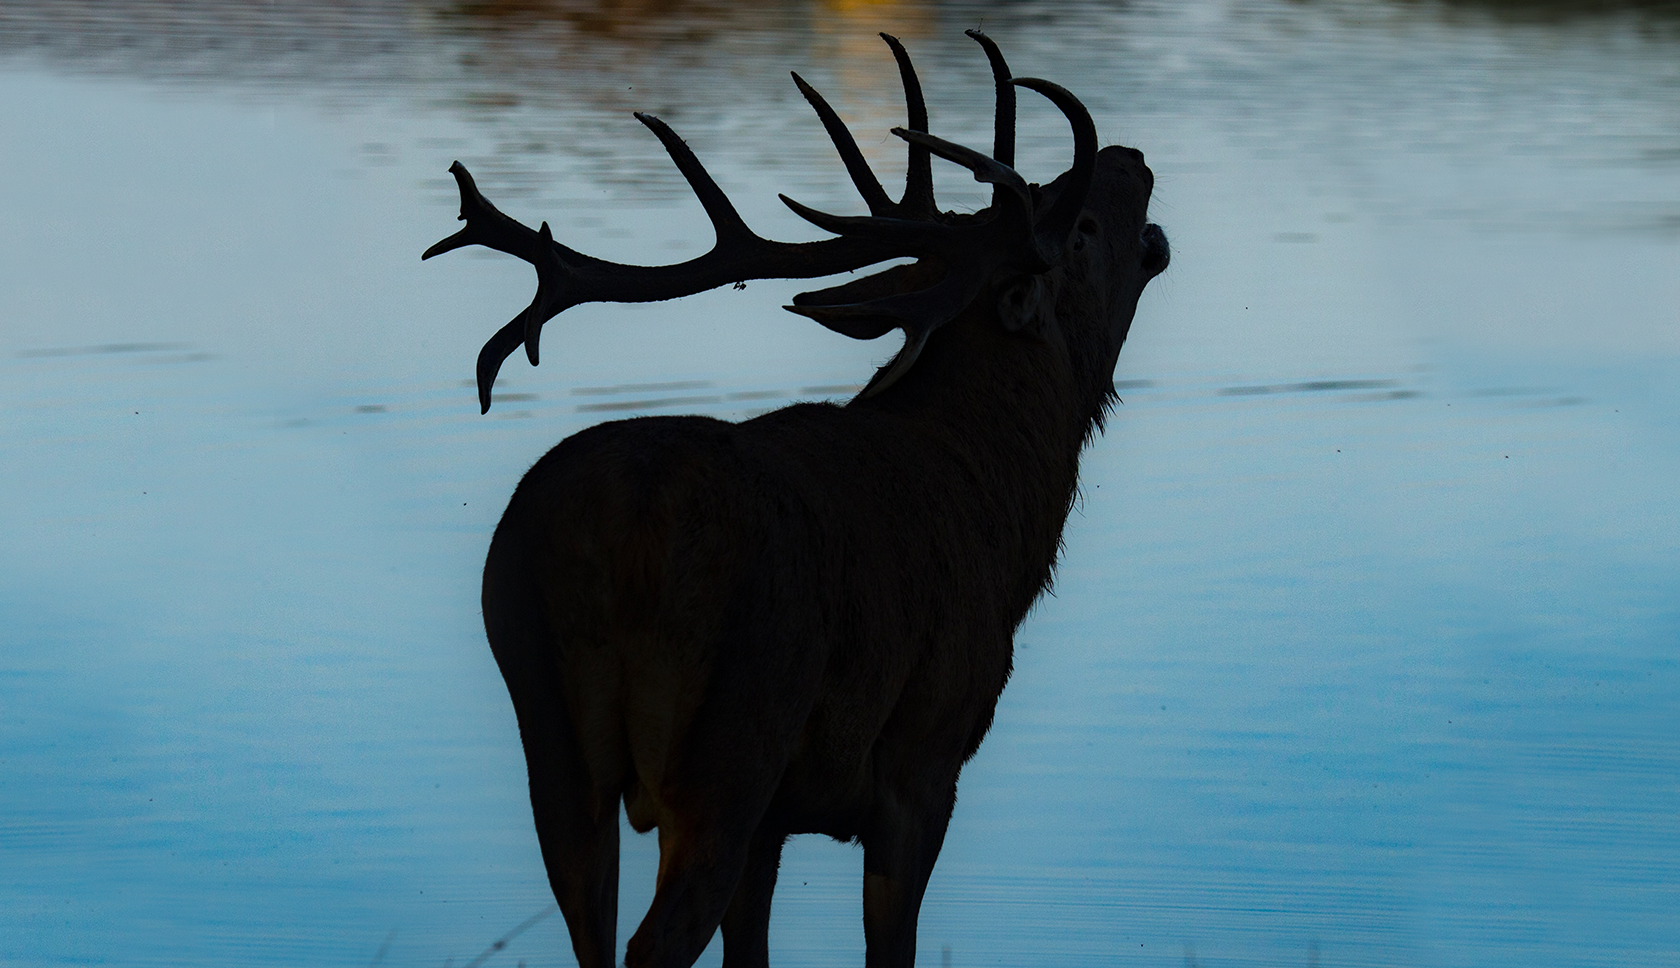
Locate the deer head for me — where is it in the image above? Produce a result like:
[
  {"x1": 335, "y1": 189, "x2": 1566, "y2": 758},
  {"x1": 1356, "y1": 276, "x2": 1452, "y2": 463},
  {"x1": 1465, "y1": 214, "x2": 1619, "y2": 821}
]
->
[{"x1": 423, "y1": 30, "x2": 1168, "y2": 413}]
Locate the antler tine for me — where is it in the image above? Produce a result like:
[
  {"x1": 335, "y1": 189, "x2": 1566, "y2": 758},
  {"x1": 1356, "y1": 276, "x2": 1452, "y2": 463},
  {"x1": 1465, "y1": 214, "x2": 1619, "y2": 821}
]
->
[
  {"x1": 890, "y1": 127, "x2": 1033, "y2": 223},
  {"x1": 521, "y1": 220, "x2": 568, "y2": 365},
  {"x1": 879, "y1": 33, "x2": 935, "y2": 219},
  {"x1": 476, "y1": 316, "x2": 527, "y2": 414},
  {"x1": 634, "y1": 113, "x2": 757, "y2": 247},
  {"x1": 787, "y1": 267, "x2": 982, "y2": 397},
  {"x1": 791, "y1": 72, "x2": 896, "y2": 217},
  {"x1": 1011, "y1": 77, "x2": 1097, "y2": 260},
  {"x1": 868, "y1": 327, "x2": 933, "y2": 398},
  {"x1": 779, "y1": 193, "x2": 954, "y2": 245},
  {"x1": 964, "y1": 29, "x2": 1015, "y2": 169},
  {"x1": 423, "y1": 161, "x2": 552, "y2": 263}
]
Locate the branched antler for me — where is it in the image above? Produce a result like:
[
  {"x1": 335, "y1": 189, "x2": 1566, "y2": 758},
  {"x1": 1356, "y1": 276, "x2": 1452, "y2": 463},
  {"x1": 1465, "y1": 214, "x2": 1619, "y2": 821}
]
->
[
  {"x1": 426, "y1": 32, "x2": 1097, "y2": 412},
  {"x1": 422, "y1": 143, "x2": 909, "y2": 413},
  {"x1": 780, "y1": 68, "x2": 1098, "y2": 391}
]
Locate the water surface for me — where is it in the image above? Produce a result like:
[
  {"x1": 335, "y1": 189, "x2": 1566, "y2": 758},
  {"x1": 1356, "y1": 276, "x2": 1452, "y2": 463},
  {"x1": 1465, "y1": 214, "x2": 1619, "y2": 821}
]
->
[{"x1": 2, "y1": 2, "x2": 1677, "y2": 966}]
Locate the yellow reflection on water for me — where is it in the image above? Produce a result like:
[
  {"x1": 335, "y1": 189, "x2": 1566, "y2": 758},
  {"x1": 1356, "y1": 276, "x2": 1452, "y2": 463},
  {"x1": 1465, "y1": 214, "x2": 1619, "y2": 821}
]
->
[{"x1": 803, "y1": 0, "x2": 939, "y2": 191}]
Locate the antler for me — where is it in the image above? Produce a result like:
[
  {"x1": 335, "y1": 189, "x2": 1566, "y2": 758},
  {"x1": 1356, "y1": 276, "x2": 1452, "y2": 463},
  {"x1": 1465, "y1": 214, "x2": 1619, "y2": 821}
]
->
[
  {"x1": 425, "y1": 32, "x2": 1097, "y2": 411},
  {"x1": 781, "y1": 65, "x2": 1099, "y2": 394},
  {"x1": 422, "y1": 140, "x2": 911, "y2": 413}
]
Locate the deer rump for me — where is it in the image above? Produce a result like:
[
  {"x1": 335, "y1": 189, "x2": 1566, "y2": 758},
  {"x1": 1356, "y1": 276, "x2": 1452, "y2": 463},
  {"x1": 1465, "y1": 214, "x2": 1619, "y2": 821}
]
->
[{"x1": 432, "y1": 31, "x2": 1168, "y2": 968}]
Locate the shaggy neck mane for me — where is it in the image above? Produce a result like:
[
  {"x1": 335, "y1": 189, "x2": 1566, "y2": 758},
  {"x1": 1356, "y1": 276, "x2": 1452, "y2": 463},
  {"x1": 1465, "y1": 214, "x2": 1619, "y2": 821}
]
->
[{"x1": 849, "y1": 303, "x2": 1125, "y2": 609}]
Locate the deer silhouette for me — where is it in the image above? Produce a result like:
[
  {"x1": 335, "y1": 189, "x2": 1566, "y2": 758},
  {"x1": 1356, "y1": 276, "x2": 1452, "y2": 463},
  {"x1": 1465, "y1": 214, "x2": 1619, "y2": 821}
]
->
[{"x1": 424, "y1": 31, "x2": 1168, "y2": 968}]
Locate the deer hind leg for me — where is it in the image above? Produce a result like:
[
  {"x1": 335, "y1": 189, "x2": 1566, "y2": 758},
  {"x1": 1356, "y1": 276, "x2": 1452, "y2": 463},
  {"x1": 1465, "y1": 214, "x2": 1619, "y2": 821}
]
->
[
  {"x1": 860, "y1": 776, "x2": 960, "y2": 968},
  {"x1": 492, "y1": 677, "x2": 621, "y2": 968},
  {"x1": 621, "y1": 671, "x2": 809, "y2": 968},
  {"x1": 624, "y1": 794, "x2": 773, "y2": 968},
  {"x1": 484, "y1": 564, "x2": 623, "y2": 967},
  {"x1": 719, "y1": 827, "x2": 788, "y2": 968}
]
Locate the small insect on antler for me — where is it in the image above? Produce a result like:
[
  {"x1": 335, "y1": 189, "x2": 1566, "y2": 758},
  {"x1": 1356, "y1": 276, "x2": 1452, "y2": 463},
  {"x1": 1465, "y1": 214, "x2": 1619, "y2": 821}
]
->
[{"x1": 424, "y1": 32, "x2": 1096, "y2": 412}]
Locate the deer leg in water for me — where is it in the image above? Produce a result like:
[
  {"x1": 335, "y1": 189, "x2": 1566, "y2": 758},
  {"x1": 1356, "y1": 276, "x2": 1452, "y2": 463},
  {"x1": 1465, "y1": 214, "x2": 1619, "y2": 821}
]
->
[
  {"x1": 516, "y1": 699, "x2": 621, "y2": 968},
  {"x1": 622, "y1": 679, "x2": 809, "y2": 966},
  {"x1": 484, "y1": 569, "x2": 622, "y2": 966},
  {"x1": 622, "y1": 809, "x2": 764, "y2": 968},
  {"x1": 719, "y1": 827, "x2": 789, "y2": 968},
  {"x1": 860, "y1": 780, "x2": 959, "y2": 968}
]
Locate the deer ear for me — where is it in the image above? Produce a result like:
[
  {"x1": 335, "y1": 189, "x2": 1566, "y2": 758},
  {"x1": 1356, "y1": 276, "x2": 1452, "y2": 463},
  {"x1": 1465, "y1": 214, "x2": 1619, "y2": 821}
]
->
[{"x1": 997, "y1": 273, "x2": 1056, "y2": 335}]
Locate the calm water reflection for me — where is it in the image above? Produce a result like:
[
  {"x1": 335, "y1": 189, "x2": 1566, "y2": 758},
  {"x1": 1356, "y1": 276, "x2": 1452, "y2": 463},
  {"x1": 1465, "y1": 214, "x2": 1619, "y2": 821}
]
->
[{"x1": 2, "y1": 2, "x2": 1677, "y2": 966}]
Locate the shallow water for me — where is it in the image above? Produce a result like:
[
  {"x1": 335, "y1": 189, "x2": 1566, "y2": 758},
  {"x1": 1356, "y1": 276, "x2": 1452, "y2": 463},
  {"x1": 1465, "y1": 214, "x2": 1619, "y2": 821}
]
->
[{"x1": 2, "y1": 1, "x2": 1677, "y2": 966}]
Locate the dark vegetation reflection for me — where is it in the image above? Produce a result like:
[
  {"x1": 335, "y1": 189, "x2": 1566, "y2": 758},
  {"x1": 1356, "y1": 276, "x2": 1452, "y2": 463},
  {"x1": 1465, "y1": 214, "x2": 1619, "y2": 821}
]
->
[{"x1": 5, "y1": 0, "x2": 1678, "y2": 85}]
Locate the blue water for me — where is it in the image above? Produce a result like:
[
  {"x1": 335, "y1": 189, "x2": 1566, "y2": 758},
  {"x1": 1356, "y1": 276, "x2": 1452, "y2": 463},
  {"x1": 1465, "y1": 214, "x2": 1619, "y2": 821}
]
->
[{"x1": 2, "y1": 2, "x2": 1677, "y2": 966}]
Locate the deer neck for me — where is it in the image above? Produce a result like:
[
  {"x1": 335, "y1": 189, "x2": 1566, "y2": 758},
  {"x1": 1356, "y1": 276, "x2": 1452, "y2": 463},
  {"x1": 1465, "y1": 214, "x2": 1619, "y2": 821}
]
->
[{"x1": 867, "y1": 312, "x2": 1115, "y2": 533}]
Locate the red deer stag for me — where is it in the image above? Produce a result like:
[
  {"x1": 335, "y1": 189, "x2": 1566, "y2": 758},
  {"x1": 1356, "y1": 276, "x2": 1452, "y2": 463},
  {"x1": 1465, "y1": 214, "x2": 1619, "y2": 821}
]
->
[{"x1": 424, "y1": 31, "x2": 1168, "y2": 968}]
